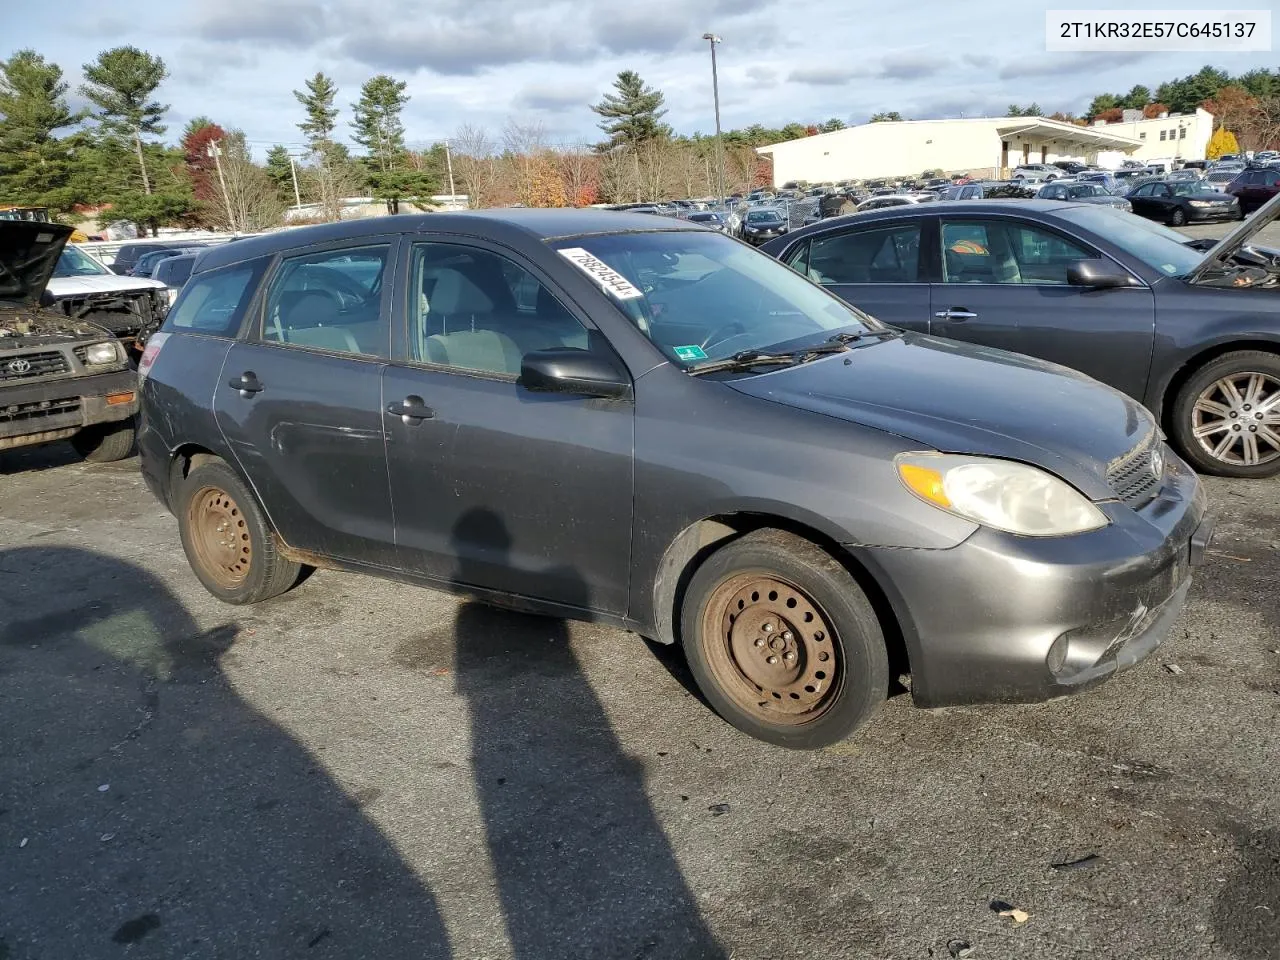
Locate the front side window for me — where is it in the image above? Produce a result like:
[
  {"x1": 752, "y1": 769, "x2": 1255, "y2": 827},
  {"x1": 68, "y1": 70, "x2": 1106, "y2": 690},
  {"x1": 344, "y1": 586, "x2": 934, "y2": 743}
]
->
[
  {"x1": 805, "y1": 223, "x2": 922, "y2": 284},
  {"x1": 261, "y1": 244, "x2": 389, "y2": 358},
  {"x1": 163, "y1": 260, "x2": 266, "y2": 337},
  {"x1": 550, "y1": 230, "x2": 878, "y2": 367},
  {"x1": 408, "y1": 242, "x2": 588, "y2": 376},
  {"x1": 941, "y1": 219, "x2": 1093, "y2": 285}
]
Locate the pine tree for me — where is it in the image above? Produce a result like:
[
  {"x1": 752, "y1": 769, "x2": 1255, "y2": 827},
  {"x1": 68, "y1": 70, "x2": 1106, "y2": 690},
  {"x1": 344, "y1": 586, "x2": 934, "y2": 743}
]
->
[
  {"x1": 0, "y1": 49, "x2": 80, "y2": 210},
  {"x1": 353, "y1": 75, "x2": 408, "y2": 172},
  {"x1": 294, "y1": 72, "x2": 339, "y2": 150},
  {"x1": 80, "y1": 46, "x2": 169, "y2": 195},
  {"x1": 265, "y1": 145, "x2": 298, "y2": 204},
  {"x1": 591, "y1": 71, "x2": 669, "y2": 149}
]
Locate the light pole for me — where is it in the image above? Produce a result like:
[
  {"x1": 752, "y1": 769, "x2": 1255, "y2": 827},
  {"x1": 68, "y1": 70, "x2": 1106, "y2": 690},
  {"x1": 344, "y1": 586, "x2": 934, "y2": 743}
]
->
[
  {"x1": 287, "y1": 152, "x2": 303, "y2": 210},
  {"x1": 444, "y1": 140, "x2": 457, "y2": 206},
  {"x1": 702, "y1": 33, "x2": 727, "y2": 203},
  {"x1": 207, "y1": 140, "x2": 236, "y2": 235}
]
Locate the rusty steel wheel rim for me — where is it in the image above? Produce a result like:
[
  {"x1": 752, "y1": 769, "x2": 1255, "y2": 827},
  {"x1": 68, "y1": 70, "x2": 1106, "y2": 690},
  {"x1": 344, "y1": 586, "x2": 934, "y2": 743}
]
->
[
  {"x1": 701, "y1": 572, "x2": 841, "y2": 725},
  {"x1": 187, "y1": 486, "x2": 252, "y2": 589}
]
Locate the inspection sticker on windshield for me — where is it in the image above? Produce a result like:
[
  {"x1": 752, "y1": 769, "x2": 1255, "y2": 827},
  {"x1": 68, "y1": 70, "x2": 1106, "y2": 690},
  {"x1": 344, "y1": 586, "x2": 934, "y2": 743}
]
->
[
  {"x1": 673, "y1": 345, "x2": 708, "y2": 362},
  {"x1": 558, "y1": 247, "x2": 644, "y2": 300}
]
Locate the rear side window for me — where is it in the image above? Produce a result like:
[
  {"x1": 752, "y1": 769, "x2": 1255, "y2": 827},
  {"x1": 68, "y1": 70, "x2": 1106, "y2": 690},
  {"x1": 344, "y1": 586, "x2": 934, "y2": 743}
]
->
[
  {"x1": 155, "y1": 257, "x2": 194, "y2": 286},
  {"x1": 806, "y1": 223, "x2": 921, "y2": 284},
  {"x1": 261, "y1": 244, "x2": 390, "y2": 358},
  {"x1": 162, "y1": 259, "x2": 266, "y2": 337}
]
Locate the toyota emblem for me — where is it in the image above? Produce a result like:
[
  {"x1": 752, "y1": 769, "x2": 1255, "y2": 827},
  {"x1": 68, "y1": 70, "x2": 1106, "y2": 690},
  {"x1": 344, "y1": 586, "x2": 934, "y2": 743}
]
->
[
  {"x1": 6, "y1": 358, "x2": 31, "y2": 375},
  {"x1": 1150, "y1": 447, "x2": 1164, "y2": 480}
]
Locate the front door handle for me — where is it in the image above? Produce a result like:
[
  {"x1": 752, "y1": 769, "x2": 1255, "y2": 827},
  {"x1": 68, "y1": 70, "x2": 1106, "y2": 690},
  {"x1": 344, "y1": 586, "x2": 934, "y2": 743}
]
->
[
  {"x1": 229, "y1": 372, "x2": 263, "y2": 397},
  {"x1": 934, "y1": 308, "x2": 978, "y2": 321},
  {"x1": 386, "y1": 395, "x2": 434, "y2": 424}
]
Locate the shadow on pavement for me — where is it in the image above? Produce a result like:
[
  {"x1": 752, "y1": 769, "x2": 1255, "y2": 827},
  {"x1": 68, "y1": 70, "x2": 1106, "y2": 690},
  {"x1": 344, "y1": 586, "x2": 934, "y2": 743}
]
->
[
  {"x1": 1212, "y1": 827, "x2": 1279, "y2": 960},
  {"x1": 0, "y1": 545, "x2": 451, "y2": 959},
  {"x1": 450, "y1": 508, "x2": 724, "y2": 959}
]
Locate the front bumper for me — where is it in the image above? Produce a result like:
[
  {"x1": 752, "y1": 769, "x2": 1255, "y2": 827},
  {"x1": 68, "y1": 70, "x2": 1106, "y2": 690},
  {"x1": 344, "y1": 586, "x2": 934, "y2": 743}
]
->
[
  {"x1": 0, "y1": 368, "x2": 139, "y2": 450},
  {"x1": 853, "y1": 451, "x2": 1210, "y2": 708},
  {"x1": 1186, "y1": 204, "x2": 1239, "y2": 221}
]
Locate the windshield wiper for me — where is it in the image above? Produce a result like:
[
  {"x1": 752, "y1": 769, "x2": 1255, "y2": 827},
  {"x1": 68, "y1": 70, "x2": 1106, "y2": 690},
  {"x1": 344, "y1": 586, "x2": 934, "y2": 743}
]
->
[
  {"x1": 686, "y1": 342, "x2": 848, "y2": 376},
  {"x1": 826, "y1": 329, "x2": 899, "y2": 345}
]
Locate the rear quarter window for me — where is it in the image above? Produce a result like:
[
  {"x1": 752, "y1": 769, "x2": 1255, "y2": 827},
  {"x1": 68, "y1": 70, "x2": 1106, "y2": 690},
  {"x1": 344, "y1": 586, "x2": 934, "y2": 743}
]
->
[{"x1": 162, "y1": 259, "x2": 267, "y2": 338}]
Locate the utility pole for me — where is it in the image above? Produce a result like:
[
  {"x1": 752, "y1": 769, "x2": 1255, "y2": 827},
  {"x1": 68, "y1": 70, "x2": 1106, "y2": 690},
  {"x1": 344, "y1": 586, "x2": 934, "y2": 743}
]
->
[
  {"x1": 288, "y1": 153, "x2": 302, "y2": 209},
  {"x1": 703, "y1": 33, "x2": 727, "y2": 203},
  {"x1": 444, "y1": 141, "x2": 457, "y2": 206},
  {"x1": 207, "y1": 140, "x2": 236, "y2": 235}
]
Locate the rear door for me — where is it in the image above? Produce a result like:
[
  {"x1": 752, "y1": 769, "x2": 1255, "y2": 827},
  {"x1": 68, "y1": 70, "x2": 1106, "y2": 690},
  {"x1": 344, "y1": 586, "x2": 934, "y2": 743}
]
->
[
  {"x1": 214, "y1": 238, "x2": 399, "y2": 567},
  {"x1": 781, "y1": 217, "x2": 932, "y2": 332},
  {"x1": 929, "y1": 215, "x2": 1155, "y2": 398}
]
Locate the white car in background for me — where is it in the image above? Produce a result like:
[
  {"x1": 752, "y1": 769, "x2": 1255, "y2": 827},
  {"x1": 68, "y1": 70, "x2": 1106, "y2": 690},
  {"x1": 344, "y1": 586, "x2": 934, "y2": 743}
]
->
[{"x1": 44, "y1": 243, "x2": 169, "y2": 356}]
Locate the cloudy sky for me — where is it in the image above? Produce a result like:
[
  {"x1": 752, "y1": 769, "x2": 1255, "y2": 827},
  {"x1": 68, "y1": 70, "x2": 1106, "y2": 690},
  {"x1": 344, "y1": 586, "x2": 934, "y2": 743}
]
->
[{"x1": 3, "y1": 0, "x2": 1274, "y2": 153}]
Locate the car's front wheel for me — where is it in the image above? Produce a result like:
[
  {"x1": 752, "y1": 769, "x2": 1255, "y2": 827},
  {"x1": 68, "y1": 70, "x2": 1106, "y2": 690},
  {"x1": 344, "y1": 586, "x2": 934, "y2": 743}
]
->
[
  {"x1": 680, "y1": 529, "x2": 889, "y2": 749},
  {"x1": 71, "y1": 421, "x2": 135, "y2": 462},
  {"x1": 176, "y1": 458, "x2": 302, "y2": 603},
  {"x1": 1170, "y1": 351, "x2": 1280, "y2": 478},
  {"x1": 1169, "y1": 207, "x2": 1187, "y2": 226}
]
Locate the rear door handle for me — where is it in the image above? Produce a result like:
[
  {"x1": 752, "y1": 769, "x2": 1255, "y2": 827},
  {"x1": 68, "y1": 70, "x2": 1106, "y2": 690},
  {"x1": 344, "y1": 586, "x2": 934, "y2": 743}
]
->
[
  {"x1": 934, "y1": 308, "x2": 978, "y2": 321},
  {"x1": 386, "y1": 395, "x2": 434, "y2": 424},
  {"x1": 229, "y1": 372, "x2": 264, "y2": 396}
]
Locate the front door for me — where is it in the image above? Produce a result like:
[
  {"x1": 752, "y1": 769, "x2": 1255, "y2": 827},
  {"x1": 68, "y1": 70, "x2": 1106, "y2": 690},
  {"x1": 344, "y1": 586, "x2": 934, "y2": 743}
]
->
[
  {"x1": 214, "y1": 240, "x2": 398, "y2": 567},
  {"x1": 929, "y1": 216, "x2": 1156, "y2": 399},
  {"x1": 783, "y1": 219, "x2": 932, "y2": 332},
  {"x1": 382, "y1": 239, "x2": 634, "y2": 615}
]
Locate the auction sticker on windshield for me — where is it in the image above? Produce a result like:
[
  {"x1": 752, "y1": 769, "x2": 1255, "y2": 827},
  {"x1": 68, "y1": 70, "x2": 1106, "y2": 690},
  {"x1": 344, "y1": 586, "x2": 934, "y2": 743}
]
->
[
  {"x1": 558, "y1": 247, "x2": 645, "y2": 300},
  {"x1": 674, "y1": 344, "x2": 709, "y2": 362}
]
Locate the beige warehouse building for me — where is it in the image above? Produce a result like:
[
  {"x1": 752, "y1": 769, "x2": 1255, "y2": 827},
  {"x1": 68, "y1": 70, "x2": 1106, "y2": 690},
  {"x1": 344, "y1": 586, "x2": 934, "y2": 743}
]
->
[{"x1": 756, "y1": 110, "x2": 1216, "y2": 185}]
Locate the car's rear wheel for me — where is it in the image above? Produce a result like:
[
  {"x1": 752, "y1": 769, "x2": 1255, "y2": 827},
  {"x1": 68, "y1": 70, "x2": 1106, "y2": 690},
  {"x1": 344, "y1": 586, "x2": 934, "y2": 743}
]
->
[
  {"x1": 680, "y1": 529, "x2": 888, "y2": 749},
  {"x1": 1170, "y1": 351, "x2": 1280, "y2": 478},
  {"x1": 1169, "y1": 207, "x2": 1187, "y2": 226},
  {"x1": 177, "y1": 459, "x2": 302, "y2": 604}
]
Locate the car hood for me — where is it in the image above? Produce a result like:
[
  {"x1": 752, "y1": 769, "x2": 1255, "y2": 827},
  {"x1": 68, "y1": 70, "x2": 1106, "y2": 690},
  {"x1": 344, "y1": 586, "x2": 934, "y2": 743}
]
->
[
  {"x1": 725, "y1": 333, "x2": 1155, "y2": 500},
  {"x1": 46, "y1": 274, "x2": 166, "y2": 297},
  {"x1": 1186, "y1": 189, "x2": 1280, "y2": 284},
  {"x1": 0, "y1": 220, "x2": 74, "y2": 306}
]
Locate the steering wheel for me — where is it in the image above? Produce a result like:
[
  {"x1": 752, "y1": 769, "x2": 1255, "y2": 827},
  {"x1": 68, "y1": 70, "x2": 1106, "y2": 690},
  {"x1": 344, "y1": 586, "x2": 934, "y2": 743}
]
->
[{"x1": 700, "y1": 321, "x2": 748, "y2": 351}]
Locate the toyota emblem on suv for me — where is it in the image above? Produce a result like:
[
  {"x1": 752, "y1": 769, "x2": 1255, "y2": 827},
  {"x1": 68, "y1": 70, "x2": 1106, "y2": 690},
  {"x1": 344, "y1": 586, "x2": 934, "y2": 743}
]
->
[{"x1": 7, "y1": 358, "x2": 32, "y2": 374}]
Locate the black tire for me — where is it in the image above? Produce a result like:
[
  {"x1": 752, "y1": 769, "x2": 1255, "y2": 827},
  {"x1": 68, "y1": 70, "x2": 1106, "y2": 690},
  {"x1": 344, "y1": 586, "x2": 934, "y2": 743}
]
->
[
  {"x1": 1170, "y1": 350, "x2": 1280, "y2": 478},
  {"x1": 70, "y1": 420, "x2": 135, "y2": 462},
  {"x1": 679, "y1": 529, "x2": 889, "y2": 749},
  {"x1": 1169, "y1": 207, "x2": 1187, "y2": 226},
  {"x1": 176, "y1": 458, "x2": 302, "y2": 604}
]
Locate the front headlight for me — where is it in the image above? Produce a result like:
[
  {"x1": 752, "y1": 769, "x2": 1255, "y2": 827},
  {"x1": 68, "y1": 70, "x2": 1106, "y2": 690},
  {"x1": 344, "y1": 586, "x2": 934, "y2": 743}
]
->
[
  {"x1": 895, "y1": 453, "x2": 1109, "y2": 537},
  {"x1": 84, "y1": 341, "x2": 120, "y2": 365},
  {"x1": 1189, "y1": 200, "x2": 1213, "y2": 208}
]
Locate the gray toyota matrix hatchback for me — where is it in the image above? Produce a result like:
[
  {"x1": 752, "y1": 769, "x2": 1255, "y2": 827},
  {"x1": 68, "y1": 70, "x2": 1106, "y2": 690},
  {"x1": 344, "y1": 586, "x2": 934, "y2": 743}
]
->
[{"x1": 138, "y1": 210, "x2": 1213, "y2": 749}]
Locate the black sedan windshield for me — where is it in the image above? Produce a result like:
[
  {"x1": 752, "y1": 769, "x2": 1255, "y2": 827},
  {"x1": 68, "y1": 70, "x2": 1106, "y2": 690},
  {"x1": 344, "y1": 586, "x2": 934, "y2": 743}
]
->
[
  {"x1": 1057, "y1": 206, "x2": 1203, "y2": 276},
  {"x1": 1170, "y1": 181, "x2": 1205, "y2": 196},
  {"x1": 746, "y1": 211, "x2": 784, "y2": 224},
  {"x1": 552, "y1": 231, "x2": 877, "y2": 366}
]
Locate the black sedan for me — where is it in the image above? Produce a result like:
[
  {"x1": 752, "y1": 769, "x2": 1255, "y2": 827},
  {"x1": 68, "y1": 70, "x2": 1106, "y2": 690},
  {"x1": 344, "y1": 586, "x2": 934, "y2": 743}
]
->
[
  {"x1": 740, "y1": 209, "x2": 789, "y2": 246},
  {"x1": 136, "y1": 208, "x2": 1210, "y2": 749},
  {"x1": 762, "y1": 196, "x2": 1280, "y2": 478},
  {"x1": 1127, "y1": 179, "x2": 1241, "y2": 225}
]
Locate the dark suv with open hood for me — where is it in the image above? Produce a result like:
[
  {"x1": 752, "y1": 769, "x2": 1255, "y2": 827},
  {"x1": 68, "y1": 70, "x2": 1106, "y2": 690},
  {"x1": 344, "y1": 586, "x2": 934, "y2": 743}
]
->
[{"x1": 0, "y1": 221, "x2": 138, "y2": 461}]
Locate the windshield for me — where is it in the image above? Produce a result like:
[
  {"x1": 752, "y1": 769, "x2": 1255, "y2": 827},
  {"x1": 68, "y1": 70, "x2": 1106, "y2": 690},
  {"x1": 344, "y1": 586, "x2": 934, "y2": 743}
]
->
[
  {"x1": 52, "y1": 244, "x2": 110, "y2": 278},
  {"x1": 551, "y1": 231, "x2": 879, "y2": 366},
  {"x1": 1058, "y1": 206, "x2": 1203, "y2": 276},
  {"x1": 746, "y1": 211, "x2": 783, "y2": 223},
  {"x1": 1170, "y1": 181, "x2": 1204, "y2": 196}
]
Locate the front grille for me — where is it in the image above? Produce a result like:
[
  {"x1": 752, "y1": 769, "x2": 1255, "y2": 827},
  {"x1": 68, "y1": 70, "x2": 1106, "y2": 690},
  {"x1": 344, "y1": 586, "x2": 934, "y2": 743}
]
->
[
  {"x1": 1107, "y1": 436, "x2": 1163, "y2": 507},
  {"x1": 0, "y1": 396, "x2": 81, "y2": 424},
  {"x1": 0, "y1": 351, "x2": 69, "y2": 381}
]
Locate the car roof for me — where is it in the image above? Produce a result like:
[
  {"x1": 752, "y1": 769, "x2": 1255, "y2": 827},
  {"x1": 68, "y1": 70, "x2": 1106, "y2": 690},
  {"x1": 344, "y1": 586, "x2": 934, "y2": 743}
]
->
[
  {"x1": 194, "y1": 209, "x2": 698, "y2": 274},
  {"x1": 771, "y1": 199, "x2": 1102, "y2": 243}
]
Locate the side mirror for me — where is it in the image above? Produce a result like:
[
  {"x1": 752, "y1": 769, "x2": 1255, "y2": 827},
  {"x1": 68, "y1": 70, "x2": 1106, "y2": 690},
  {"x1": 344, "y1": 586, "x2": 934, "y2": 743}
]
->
[
  {"x1": 1066, "y1": 259, "x2": 1133, "y2": 289},
  {"x1": 520, "y1": 347, "x2": 632, "y2": 400}
]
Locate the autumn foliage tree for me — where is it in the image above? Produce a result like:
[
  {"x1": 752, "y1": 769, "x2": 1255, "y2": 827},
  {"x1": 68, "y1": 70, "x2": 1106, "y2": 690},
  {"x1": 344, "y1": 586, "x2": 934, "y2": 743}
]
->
[{"x1": 1207, "y1": 127, "x2": 1240, "y2": 159}]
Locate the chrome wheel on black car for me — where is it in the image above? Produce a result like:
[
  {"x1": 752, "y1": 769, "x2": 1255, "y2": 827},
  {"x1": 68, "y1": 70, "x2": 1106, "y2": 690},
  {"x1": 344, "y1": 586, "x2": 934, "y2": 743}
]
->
[{"x1": 1172, "y1": 351, "x2": 1280, "y2": 478}]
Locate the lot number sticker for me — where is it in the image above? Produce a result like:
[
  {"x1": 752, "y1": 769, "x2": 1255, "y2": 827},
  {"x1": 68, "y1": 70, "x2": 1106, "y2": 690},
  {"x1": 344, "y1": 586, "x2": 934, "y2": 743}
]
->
[
  {"x1": 558, "y1": 247, "x2": 644, "y2": 300},
  {"x1": 673, "y1": 345, "x2": 708, "y2": 362}
]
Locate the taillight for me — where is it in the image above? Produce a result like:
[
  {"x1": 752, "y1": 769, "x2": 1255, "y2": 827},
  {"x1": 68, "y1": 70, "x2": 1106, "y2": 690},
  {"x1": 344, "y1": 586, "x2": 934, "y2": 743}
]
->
[{"x1": 137, "y1": 332, "x2": 170, "y2": 382}]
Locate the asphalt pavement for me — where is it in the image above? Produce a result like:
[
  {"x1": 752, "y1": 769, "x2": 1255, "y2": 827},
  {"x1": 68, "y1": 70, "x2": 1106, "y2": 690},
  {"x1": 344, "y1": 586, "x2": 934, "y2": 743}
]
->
[{"x1": 1, "y1": 220, "x2": 1277, "y2": 958}]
